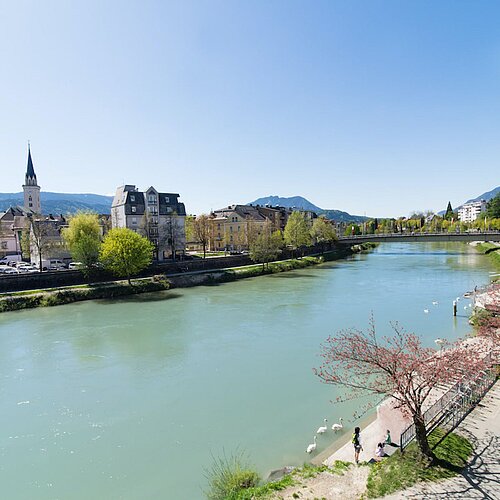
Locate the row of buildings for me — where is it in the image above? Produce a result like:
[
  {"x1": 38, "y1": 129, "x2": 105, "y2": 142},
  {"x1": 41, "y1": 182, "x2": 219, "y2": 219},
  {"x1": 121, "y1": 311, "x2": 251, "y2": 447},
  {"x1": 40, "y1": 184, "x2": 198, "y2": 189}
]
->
[{"x1": 0, "y1": 149, "x2": 318, "y2": 263}]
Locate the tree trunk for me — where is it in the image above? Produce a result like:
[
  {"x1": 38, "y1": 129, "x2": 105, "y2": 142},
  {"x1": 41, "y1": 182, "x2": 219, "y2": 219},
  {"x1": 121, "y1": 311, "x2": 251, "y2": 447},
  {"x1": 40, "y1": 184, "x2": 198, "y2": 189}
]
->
[{"x1": 413, "y1": 412, "x2": 434, "y2": 460}]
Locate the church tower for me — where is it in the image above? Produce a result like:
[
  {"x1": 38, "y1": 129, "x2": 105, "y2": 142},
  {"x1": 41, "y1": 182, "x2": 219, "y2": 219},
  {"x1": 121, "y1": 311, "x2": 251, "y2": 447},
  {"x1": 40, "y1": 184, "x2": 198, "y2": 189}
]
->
[{"x1": 23, "y1": 144, "x2": 41, "y2": 213}]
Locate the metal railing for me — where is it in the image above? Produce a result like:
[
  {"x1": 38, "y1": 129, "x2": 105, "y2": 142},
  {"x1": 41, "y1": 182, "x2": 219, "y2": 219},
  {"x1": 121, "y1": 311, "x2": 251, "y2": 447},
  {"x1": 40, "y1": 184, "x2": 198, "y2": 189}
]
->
[{"x1": 400, "y1": 353, "x2": 497, "y2": 450}]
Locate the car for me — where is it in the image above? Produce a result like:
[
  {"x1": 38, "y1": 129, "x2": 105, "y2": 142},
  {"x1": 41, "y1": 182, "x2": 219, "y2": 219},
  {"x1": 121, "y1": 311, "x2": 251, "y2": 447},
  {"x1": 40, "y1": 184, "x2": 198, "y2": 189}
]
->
[
  {"x1": 0, "y1": 265, "x2": 11, "y2": 274},
  {"x1": 4, "y1": 268, "x2": 21, "y2": 275},
  {"x1": 68, "y1": 262, "x2": 83, "y2": 270}
]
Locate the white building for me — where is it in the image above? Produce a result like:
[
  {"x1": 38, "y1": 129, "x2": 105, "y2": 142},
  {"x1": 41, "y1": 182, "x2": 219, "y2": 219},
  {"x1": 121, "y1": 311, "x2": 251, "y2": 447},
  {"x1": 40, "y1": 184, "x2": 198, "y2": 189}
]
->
[{"x1": 458, "y1": 200, "x2": 487, "y2": 222}]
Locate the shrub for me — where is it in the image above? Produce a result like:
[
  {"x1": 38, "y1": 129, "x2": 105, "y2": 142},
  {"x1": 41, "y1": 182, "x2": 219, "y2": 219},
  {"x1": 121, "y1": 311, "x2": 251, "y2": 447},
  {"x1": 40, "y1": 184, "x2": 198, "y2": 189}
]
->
[{"x1": 205, "y1": 450, "x2": 260, "y2": 500}]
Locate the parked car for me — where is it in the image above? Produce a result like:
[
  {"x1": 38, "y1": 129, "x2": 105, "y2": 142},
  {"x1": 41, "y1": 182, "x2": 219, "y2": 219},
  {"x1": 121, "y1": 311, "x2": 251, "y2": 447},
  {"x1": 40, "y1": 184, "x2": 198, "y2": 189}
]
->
[
  {"x1": 0, "y1": 255, "x2": 22, "y2": 265},
  {"x1": 0, "y1": 265, "x2": 11, "y2": 274},
  {"x1": 4, "y1": 268, "x2": 21, "y2": 275},
  {"x1": 68, "y1": 262, "x2": 83, "y2": 270},
  {"x1": 34, "y1": 259, "x2": 67, "y2": 271}
]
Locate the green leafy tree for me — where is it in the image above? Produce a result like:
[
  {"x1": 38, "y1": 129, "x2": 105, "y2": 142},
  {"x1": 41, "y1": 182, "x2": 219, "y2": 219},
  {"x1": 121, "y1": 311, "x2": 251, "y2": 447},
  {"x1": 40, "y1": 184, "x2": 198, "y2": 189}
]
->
[
  {"x1": 486, "y1": 194, "x2": 500, "y2": 218},
  {"x1": 344, "y1": 224, "x2": 361, "y2": 236},
  {"x1": 310, "y1": 216, "x2": 336, "y2": 251},
  {"x1": 100, "y1": 228, "x2": 154, "y2": 284},
  {"x1": 62, "y1": 212, "x2": 101, "y2": 276},
  {"x1": 284, "y1": 211, "x2": 311, "y2": 256},
  {"x1": 249, "y1": 222, "x2": 283, "y2": 269}
]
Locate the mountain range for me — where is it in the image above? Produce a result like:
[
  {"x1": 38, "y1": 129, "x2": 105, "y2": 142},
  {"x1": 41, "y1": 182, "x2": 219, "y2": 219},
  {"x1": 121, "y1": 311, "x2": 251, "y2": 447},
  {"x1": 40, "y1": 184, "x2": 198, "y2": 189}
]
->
[
  {"x1": 0, "y1": 192, "x2": 113, "y2": 215},
  {"x1": 249, "y1": 196, "x2": 368, "y2": 222},
  {"x1": 1, "y1": 186, "x2": 498, "y2": 219}
]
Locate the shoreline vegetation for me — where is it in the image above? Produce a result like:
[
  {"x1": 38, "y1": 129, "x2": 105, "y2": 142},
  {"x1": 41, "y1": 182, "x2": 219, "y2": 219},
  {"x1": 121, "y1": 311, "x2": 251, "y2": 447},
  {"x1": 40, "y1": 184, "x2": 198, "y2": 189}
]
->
[
  {"x1": 0, "y1": 243, "x2": 377, "y2": 313},
  {"x1": 474, "y1": 242, "x2": 500, "y2": 270}
]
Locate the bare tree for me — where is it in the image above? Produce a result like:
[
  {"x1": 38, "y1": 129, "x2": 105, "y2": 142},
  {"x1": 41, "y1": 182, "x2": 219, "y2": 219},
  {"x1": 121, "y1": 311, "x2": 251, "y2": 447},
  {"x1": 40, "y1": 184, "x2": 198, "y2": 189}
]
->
[{"x1": 192, "y1": 214, "x2": 212, "y2": 259}]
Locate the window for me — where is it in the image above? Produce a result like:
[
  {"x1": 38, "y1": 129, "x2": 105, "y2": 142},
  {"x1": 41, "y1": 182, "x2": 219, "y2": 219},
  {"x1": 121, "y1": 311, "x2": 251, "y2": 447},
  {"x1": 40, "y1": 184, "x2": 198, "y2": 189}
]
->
[
  {"x1": 29, "y1": 196, "x2": 32, "y2": 201},
  {"x1": 230, "y1": 226, "x2": 233, "y2": 232},
  {"x1": 237, "y1": 226, "x2": 240, "y2": 232},
  {"x1": 217, "y1": 223, "x2": 221, "y2": 229},
  {"x1": 130, "y1": 195, "x2": 135, "y2": 202},
  {"x1": 132, "y1": 217, "x2": 137, "y2": 224},
  {"x1": 29, "y1": 203, "x2": 33, "y2": 207},
  {"x1": 148, "y1": 195, "x2": 156, "y2": 203},
  {"x1": 164, "y1": 196, "x2": 170, "y2": 203},
  {"x1": 131, "y1": 206, "x2": 136, "y2": 213}
]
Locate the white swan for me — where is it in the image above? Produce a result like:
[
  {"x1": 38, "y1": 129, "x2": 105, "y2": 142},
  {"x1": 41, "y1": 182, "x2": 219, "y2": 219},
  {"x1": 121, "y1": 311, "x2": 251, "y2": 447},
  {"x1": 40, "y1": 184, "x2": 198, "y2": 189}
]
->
[
  {"x1": 306, "y1": 435, "x2": 317, "y2": 453},
  {"x1": 432, "y1": 301, "x2": 438, "y2": 305},
  {"x1": 317, "y1": 419, "x2": 328, "y2": 434},
  {"x1": 331, "y1": 417, "x2": 343, "y2": 431},
  {"x1": 435, "y1": 338, "x2": 446, "y2": 346},
  {"x1": 424, "y1": 309, "x2": 429, "y2": 314}
]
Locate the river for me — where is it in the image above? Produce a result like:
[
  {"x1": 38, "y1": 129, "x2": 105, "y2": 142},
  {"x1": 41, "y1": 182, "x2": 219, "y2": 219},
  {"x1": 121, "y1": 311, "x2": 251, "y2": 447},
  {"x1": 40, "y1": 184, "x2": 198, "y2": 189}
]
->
[{"x1": 0, "y1": 242, "x2": 494, "y2": 499}]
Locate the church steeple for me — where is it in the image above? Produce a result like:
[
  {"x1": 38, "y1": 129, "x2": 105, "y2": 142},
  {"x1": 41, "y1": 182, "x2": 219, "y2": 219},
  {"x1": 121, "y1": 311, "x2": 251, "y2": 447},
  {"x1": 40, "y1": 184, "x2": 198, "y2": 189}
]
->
[
  {"x1": 23, "y1": 143, "x2": 41, "y2": 213},
  {"x1": 25, "y1": 143, "x2": 38, "y2": 186}
]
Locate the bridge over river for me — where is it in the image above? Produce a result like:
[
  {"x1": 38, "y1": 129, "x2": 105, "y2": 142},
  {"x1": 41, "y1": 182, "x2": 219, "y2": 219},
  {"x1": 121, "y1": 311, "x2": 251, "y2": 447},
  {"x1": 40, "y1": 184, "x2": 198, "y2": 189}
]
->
[{"x1": 337, "y1": 231, "x2": 500, "y2": 245}]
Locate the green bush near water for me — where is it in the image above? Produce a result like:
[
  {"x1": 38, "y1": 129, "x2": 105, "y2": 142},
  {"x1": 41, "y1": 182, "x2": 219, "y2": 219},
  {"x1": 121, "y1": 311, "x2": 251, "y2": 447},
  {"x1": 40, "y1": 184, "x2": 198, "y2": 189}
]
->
[{"x1": 365, "y1": 428, "x2": 473, "y2": 498}]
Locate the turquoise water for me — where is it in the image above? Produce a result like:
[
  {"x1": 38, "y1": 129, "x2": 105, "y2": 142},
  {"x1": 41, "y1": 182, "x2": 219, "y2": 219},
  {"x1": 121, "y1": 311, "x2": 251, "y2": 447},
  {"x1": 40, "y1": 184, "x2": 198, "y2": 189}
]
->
[{"x1": 0, "y1": 243, "x2": 493, "y2": 499}]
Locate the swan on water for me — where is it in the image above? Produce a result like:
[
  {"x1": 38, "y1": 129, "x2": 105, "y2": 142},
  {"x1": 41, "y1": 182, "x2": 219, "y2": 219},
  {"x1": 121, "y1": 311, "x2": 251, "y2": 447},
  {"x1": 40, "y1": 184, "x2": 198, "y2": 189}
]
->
[
  {"x1": 331, "y1": 418, "x2": 344, "y2": 431},
  {"x1": 317, "y1": 419, "x2": 328, "y2": 434},
  {"x1": 424, "y1": 309, "x2": 429, "y2": 314},
  {"x1": 432, "y1": 301, "x2": 438, "y2": 305},
  {"x1": 306, "y1": 436, "x2": 317, "y2": 453}
]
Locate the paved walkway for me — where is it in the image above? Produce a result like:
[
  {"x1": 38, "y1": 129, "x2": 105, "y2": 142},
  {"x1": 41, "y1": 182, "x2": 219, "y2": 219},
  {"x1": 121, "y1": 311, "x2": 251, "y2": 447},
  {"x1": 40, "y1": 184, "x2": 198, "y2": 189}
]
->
[{"x1": 381, "y1": 379, "x2": 500, "y2": 499}]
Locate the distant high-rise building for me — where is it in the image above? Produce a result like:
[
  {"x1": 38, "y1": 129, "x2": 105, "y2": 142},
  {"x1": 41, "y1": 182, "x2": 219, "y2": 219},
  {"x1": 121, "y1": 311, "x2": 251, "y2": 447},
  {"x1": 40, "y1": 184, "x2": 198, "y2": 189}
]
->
[
  {"x1": 23, "y1": 145, "x2": 41, "y2": 213},
  {"x1": 458, "y1": 200, "x2": 487, "y2": 222}
]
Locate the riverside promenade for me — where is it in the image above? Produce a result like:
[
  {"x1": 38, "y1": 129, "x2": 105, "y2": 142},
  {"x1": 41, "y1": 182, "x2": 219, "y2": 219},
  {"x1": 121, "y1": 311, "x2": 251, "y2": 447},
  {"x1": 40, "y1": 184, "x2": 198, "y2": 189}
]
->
[{"x1": 382, "y1": 379, "x2": 500, "y2": 499}]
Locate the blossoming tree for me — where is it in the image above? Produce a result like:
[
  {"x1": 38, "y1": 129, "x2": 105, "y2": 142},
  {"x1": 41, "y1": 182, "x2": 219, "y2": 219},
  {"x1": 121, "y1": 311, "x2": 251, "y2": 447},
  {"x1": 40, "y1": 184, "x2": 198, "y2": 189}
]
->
[{"x1": 314, "y1": 317, "x2": 489, "y2": 460}]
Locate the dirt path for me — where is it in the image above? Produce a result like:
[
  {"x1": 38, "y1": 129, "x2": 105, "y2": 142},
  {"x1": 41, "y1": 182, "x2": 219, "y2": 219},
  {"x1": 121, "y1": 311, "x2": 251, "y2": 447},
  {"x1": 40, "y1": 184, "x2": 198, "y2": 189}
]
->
[{"x1": 270, "y1": 465, "x2": 370, "y2": 500}]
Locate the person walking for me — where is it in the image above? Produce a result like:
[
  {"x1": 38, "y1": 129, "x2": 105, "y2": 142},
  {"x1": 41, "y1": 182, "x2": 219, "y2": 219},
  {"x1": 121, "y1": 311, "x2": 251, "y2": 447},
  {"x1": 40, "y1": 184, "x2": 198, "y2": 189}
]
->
[{"x1": 352, "y1": 426, "x2": 363, "y2": 464}]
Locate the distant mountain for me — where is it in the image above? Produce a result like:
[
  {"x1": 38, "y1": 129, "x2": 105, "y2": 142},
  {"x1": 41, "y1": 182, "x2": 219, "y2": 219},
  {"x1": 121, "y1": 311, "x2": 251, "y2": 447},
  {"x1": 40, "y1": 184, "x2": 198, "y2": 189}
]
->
[
  {"x1": 248, "y1": 195, "x2": 368, "y2": 222},
  {"x1": 0, "y1": 192, "x2": 113, "y2": 214},
  {"x1": 464, "y1": 186, "x2": 500, "y2": 205},
  {"x1": 250, "y1": 195, "x2": 322, "y2": 212}
]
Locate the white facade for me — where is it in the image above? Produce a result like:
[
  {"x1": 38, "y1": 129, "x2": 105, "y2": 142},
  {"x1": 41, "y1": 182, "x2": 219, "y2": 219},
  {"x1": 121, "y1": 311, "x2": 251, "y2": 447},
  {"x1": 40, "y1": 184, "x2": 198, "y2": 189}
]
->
[{"x1": 458, "y1": 200, "x2": 487, "y2": 222}]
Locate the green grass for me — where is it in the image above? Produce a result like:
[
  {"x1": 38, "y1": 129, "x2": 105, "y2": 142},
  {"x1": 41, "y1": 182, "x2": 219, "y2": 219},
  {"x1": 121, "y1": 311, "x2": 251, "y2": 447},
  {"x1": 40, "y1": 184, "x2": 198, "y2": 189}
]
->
[
  {"x1": 365, "y1": 428, "x2": 473, "y2": 498},
  {"x1": 232, "y1": 461, "x2": 351, "y2": 500}
]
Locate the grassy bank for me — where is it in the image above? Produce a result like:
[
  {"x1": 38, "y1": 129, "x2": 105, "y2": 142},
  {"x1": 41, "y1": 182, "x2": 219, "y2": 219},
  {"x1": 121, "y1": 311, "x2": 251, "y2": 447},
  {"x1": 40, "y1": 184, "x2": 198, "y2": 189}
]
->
[
  {"x1": 0, "y1": 276, "x2": 170, "y2": 313},
  {"x1": 475, "y1": 242, "x2": 500, "y2": 269},
  {"x1": 365, "y1": 428, "x2": 473, "y2": 498}
]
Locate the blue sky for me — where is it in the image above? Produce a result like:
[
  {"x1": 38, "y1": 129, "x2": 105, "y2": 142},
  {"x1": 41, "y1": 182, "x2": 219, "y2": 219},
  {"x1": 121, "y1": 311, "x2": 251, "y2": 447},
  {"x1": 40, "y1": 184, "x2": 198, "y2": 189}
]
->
[{"x1": 1, "y1": 1, "x2": 499, "y2": 217}]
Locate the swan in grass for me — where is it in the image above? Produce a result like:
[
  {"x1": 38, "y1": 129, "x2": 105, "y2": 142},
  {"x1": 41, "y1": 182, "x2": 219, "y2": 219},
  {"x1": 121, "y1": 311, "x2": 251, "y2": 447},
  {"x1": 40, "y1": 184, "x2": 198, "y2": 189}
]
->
[
  {"x1": 331, "y1": 417, "x2": 344, "y2": 431},
  {"x1": 317, "y1": 419, "x2": 328, "y2": 434},
  {"x1": 424, "y1": 309, "x2": 429, "y2": 314},
  {"x1": 306, "y1": 436, "x2": 317, "y2": 454}
]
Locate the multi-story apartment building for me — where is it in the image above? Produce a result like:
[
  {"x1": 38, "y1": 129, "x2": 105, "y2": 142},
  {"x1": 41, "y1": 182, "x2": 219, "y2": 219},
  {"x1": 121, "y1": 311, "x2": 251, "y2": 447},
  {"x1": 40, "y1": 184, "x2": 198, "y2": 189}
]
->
[
  {"x1": 458, "y1": 200, "x2": 487, "y2": 222},
  {"x1": 210, "y1": 204, "x2": 317, "y2": 252},
  {"x1": 111, "y1": 185, "x2": 187, "y2": 261}
]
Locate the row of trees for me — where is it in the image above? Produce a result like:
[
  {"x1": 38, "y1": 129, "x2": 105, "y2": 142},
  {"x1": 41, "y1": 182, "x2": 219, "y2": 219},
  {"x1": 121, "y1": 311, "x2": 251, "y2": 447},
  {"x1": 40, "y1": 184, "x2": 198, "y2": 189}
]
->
[{"x1": 62, "y1": 212, "x2": 153, "y2": 284}]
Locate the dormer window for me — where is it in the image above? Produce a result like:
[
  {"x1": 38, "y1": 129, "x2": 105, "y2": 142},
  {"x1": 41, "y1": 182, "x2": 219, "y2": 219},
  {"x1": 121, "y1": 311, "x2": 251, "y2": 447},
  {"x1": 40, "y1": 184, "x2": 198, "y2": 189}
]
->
[
  {"x1": 164, "y1": 196, "x2": 170, "y2": 203},
  {"x1": 130, "y1": 195, "x2": 135, "y2": 202}
]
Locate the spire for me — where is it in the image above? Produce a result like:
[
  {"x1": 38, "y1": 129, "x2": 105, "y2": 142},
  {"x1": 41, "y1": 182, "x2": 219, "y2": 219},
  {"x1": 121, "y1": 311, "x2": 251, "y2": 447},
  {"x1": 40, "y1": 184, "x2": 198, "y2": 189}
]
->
[{"x1": 25, "y1": 143, "x2": 37, "y2": 186}]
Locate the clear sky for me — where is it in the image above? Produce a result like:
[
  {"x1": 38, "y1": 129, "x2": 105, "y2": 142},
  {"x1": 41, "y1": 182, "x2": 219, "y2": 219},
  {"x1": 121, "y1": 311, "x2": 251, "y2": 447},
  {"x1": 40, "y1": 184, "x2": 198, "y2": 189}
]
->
[{"x1": 1, "y1": 0, "x2": 499, "y2": 217}]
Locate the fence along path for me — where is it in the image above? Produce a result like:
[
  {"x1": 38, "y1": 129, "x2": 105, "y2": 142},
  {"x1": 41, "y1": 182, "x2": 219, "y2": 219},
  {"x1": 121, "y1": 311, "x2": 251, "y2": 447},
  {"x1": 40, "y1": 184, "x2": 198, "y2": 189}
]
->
[{"x1": 400, "y1": 352, "x2": 497, "y2": 450}]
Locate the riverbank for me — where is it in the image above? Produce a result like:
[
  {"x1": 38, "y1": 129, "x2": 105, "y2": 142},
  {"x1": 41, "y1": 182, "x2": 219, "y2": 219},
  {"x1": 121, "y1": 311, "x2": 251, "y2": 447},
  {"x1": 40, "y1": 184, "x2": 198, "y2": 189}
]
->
[
  {"x1": 0, "y1": 244, "x2": 376, "y2": 313},
  {"x1": 473, "y1": 241, "x2": 500, "y2": 271}
]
